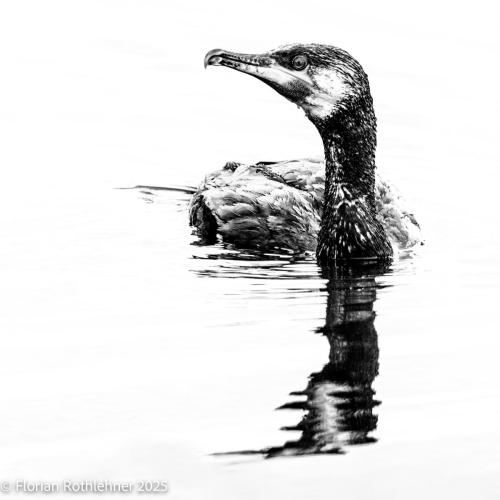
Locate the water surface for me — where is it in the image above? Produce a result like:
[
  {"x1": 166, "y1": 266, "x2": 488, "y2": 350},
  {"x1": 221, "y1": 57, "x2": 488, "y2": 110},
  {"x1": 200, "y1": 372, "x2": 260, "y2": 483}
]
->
[
  {"x1": 1, "y1": 181, "x2": 499, "y2": 499},
  {"x1": 1, "y1": 3, "x2": 499, "y2": 496}
]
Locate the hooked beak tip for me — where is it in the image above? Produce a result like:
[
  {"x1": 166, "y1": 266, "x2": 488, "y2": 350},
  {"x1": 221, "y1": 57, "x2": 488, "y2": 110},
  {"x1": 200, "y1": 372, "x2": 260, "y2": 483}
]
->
[{"x1": 204, "y1": 48, "x2": 225, "y2": 69}]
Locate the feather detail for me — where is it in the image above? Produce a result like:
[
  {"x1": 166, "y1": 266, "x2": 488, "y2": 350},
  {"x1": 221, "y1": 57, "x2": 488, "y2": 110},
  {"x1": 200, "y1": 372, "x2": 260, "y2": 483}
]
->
[{"x1": 189, "y1": 159, "x2": 422, "y2": 254}]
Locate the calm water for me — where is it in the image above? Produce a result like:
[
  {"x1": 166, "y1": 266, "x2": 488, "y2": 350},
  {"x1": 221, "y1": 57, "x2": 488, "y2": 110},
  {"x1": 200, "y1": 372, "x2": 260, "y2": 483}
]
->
[
  {"x1": 1, "y1": 3, "x2": 499, "y2": 497},
  {"x1": 6, "y1": 184, "x2": 498, "y2": 499}
]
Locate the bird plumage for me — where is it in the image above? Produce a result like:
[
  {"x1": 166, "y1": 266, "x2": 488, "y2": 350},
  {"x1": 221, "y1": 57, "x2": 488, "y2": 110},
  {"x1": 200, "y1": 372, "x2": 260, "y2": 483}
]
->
[
  {"x1": 193, "y1": 44, "x2": 422, "y2": 261},
  {"x1": 189, "y1": 159, "x2": 421, "y2": 253}
]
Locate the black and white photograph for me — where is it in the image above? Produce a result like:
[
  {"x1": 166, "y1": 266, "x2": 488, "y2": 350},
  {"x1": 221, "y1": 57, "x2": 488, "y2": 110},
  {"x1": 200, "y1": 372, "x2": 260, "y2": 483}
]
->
[{"x1": 1, "y1": 1, "x2": 499, "y2": 498}]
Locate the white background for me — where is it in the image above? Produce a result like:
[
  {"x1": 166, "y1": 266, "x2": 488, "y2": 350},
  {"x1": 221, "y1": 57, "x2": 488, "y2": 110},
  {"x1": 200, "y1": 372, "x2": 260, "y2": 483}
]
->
[
  {"x1": 0, "y1": 1, "x2": 499, "y2": 499},
  {"x1": 1, "y1": 1, "x2": 499, "y2": 196}
]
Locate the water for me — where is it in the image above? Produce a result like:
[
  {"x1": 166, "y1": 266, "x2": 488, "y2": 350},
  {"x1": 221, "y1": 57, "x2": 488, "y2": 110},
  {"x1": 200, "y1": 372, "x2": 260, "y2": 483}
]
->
[
  {"x1": 1, "y1": 1, "x2": 499, "y2": 498},
  {"x1": 4, "y1": 182, "x2": 498, "y2": 498}
]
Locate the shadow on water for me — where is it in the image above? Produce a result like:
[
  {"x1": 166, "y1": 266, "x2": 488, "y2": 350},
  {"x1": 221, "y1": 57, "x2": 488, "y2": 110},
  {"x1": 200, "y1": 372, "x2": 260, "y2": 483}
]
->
[{"x1": 194, "y1": 249, "x2": 390, "y2": 458}]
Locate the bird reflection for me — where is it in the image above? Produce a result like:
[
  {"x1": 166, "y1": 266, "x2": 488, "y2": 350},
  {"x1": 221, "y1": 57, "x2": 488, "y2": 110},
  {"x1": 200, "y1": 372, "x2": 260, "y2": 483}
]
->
[
  {"x1": 193, "y1": 250, "x2": 388, "y2": 457},
  {"x1": 131, "y1": 184, "x2": 390, "y2": 457},
  {"x1": 264, "y1": 263, "x2": 386, "y2": 457}
]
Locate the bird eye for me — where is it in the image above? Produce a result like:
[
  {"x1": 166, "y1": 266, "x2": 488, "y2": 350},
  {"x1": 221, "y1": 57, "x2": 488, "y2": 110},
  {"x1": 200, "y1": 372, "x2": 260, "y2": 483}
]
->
[{"x1": 291, "y1": 54, "x2": 308, "y2": 71}]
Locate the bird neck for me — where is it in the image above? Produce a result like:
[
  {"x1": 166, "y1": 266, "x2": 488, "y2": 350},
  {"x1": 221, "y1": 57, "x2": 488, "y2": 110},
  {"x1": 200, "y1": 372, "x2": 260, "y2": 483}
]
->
[
  {"x1": 316, "y1": 97, "x2": 392, "y2": 263},
  {"x1": 321, "y1": 103, "x2": 377, "y2": 207}
]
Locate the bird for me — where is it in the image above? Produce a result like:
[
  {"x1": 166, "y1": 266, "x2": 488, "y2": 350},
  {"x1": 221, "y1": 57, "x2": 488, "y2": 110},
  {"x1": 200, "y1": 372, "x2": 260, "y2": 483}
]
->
[{"x1": 190, "y1": 44, "x2": 422, "y2": 264}]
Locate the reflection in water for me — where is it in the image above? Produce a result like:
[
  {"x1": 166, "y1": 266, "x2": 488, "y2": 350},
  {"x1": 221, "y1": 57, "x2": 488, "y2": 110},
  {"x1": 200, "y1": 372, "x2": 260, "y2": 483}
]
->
[
  {"x1": 192, "y1": 249, "x2": 320, "y2": 281},
  {"x1": 131, "y1": 187, "x2": 390, "y2": 457},
  {"x1": 267, "y1": 263, "x2": 386, "y2": 457},
  {"x1": 199, "y1": 254, "x2": 389, "y2": 457}
]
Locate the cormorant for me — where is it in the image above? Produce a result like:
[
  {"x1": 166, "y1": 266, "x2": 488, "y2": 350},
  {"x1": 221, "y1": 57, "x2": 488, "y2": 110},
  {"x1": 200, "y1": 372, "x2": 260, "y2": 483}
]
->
[{"x1": 190, "y1": 44, "x2": 422, "y2": 263}]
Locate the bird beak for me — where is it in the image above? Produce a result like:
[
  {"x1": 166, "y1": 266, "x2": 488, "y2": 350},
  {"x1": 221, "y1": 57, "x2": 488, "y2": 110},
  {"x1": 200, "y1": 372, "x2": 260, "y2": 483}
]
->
[
  {"x1": 204, "y1": 48, "x2": 314, "y2": 101},
  {"x1": 204, "y1": 48, "x2": 274, "y2": 77}
]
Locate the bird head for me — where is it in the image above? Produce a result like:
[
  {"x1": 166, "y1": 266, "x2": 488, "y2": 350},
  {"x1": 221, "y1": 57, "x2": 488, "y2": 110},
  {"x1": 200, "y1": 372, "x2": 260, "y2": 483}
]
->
[{"x1": 204, "y1": 43, "x2": 372, "y2": 128}]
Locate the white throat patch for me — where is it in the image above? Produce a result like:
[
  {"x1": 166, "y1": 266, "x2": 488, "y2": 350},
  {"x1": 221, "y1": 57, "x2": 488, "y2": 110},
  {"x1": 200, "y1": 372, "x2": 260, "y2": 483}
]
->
[{"x1": 303, "y1": 69, "x2": 350, "y2": 120}]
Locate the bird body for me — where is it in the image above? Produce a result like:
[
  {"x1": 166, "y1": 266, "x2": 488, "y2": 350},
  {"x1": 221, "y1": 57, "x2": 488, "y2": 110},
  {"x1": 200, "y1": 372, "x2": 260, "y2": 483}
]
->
[
  {"x1": 192, "y1": 44, "x2": 422, "y2": 262},
  {"x1": 190, "y1": 158, "x2": 421, "y2": 254}
]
